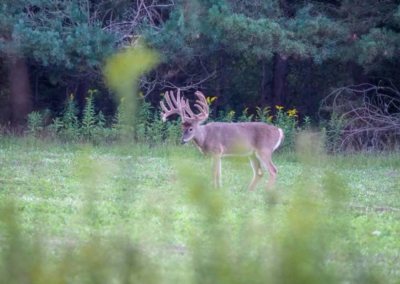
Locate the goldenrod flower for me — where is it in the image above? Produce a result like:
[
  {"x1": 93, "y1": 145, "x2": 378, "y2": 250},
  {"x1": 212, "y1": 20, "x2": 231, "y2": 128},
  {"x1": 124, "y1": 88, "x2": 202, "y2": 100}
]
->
[
  {"x1": 229, "y1": 110, "x2": 235, "y2": 115},
  {"x1": 85, "y1": 97, "x2": 89, "y2": 100},
  {"x1": 121, "y1": 97, "x2": 125, "y2": 102},
  {"x1": 139, "y1": 92, "x2": 144, "y2": 97},
  {"x1": 70, "y1": 93, "x2": 74, "y2": 99},
  {"x1": 275, "y1": 105, "x2": 284, "y2": 110},
  {"x1": 268, "y1": 115, "x2": 273, "y2": 120},
  {"x1": 287, "y1": 108, "x2": 298, "y2": 117},
  {"x1": 244, "y1": 107, "x2": 249, "y2": 112},
  {"x1": 206, "y1": 96, "x2": 217, "y2": 104},
  {"x1": 160, "y1": 93, "x2": 165, "y2": 97}
]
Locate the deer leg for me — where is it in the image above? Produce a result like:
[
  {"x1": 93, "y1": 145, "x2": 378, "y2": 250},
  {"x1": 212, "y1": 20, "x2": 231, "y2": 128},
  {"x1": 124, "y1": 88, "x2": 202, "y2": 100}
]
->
[
  {"x1": 256, "y1": 151, "x2": 278, "y2": 190},
  {"x1": 248, "y1": 155, "x2": 263, "y2": 191},
  {"x1": 212, "y1": 155, "x2": 222, "y2": 189}
]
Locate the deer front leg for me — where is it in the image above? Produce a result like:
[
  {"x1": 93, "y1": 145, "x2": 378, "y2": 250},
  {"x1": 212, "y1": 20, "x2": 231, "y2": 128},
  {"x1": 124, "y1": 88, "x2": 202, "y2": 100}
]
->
[{"x1": 212, "y1": 155, "x2": 222, "y2": 189}]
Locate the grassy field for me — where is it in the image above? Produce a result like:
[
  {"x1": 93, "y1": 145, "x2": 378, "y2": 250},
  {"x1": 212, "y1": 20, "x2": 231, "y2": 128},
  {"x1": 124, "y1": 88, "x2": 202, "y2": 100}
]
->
[{"x1": 0, "y1": 138, "x2": 400, "y2": 283}]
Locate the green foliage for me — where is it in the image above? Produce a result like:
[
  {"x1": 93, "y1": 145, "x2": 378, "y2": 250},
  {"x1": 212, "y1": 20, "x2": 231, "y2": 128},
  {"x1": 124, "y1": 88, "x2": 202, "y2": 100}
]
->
[
  {"x1": 23, "y1": 100, "x2": 312, "y2": 151},
  {"x1": 206, "y1": 2, "x2": 348, "y2": 61},
  {"x1": 145, "y1": 107, "x2": 165, "y2": 145},
  {"x1": 23, "y1": 96, "x2": 368, "y2": 155},
  {"x1": 255, "y1": 106, "x2": 272, "y2": 123},
  {"x1": 302, "y1": 116, "x2": 312, "y2": 131},
  {"x1": 324, "y1": 112, "x2": 347, "y2": 153},
  {"x1": 81, "y1": 90, "x2": 97, "y2": 140},
  {"x1": 60, "y1": 94, "x2": 80, "y2": 141},
  {"x1": 135, "y1": 101, "x2": 153, "y2": 143},
  {"x1": 47, "y1": 117, "x2": 63, "y2": 139},
  {"x1": 237, "y1": 108, "x2": 253, "y2": 122},
  {"x1": 113, "y1": 98, "x2": 133, "y2": 140},
  {"x1": 165, "y1": 119, "x2": 182, "y2": 145},
  {"x1": 26, "y1": 111, "x2": 43, "y2": 136},
  {"x1": 217, "y1": 109, "x2": 236, "y2": 122},
  {"x1": 274, "y1": 106, "x2": 299, "y2": 150},
  {"x1": 0, "y1": 0, "x2": 116, "y2": 68}
]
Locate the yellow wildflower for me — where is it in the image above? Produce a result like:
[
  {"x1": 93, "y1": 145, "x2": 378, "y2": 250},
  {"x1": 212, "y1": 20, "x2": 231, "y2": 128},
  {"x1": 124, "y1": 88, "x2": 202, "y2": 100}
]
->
[
  {"x1": 160, "y1": 93, "x2": 165, "y2": 97},
  {"x1": 121, "y1": 97, "x2": 125, "y2": 102},
  {"x1": 229, "y1": 110, "x2": 235, "y2": 115},
  {"x1": 139, "y1": 92, "x2": 144, "y2": 97},
  {"x1": 85, "y1": 97, "x2": 89, "y2": 100},
  {"x1": 275, "y1": 105, "x2": 284, "y2": 110},
  {"x1": 70, "y1": 93, "x2": 74, "y2": 99},
  {"x1": 287, "y1": 108, "x2": 298, "y2": 117},
  {"x1": 206, "y1": 96, "x2": 217, "y2": 104},
  {"x1": 268, "y1": 115, "x2": 273, "y2": 121},
  {"x1": 244, "y1": 107, "x2": 249, "y2": 112}
]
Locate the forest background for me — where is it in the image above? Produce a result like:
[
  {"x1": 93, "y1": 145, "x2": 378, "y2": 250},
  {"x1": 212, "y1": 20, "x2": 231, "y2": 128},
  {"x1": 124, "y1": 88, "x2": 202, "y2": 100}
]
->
[{"x1": 1, "y1": 0, "x2": 400, "y2": 151}]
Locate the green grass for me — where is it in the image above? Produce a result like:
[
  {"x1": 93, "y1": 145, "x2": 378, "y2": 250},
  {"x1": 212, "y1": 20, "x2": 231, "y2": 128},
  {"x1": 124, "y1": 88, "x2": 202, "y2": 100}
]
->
[{"x1": 0, "y1": 138, "x2": 399, "y2": 283}]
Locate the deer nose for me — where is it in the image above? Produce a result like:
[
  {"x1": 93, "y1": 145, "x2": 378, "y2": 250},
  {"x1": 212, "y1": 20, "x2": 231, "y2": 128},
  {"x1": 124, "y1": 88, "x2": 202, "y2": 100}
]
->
[{"x1": 181, "y1": 138, "x2": 187, "y2": 145}]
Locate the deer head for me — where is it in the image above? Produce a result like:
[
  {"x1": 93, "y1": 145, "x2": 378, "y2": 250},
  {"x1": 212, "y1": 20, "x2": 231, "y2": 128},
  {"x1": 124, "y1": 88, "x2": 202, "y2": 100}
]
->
[{"x1": 160, "y1": 90, "x2": 209, "y2": 144}]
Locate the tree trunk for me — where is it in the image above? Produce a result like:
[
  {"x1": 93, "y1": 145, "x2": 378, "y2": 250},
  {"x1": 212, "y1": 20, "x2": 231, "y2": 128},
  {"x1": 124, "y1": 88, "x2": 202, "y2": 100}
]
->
[
  {"x1": 347, "y1": 61, "x2": 369, "y2": 85},
  {"x1": 271, "y1": 53, "x2": 288, "y2": 108},
  {"x1": 8, "y1": 57, "x2": 32, "y2": 125}
]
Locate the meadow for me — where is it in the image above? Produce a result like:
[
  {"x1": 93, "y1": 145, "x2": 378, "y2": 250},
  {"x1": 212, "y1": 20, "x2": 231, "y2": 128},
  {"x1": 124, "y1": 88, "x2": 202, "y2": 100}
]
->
[{"x1": 0, "y1": 137, "x2": 400, "y2": 283}]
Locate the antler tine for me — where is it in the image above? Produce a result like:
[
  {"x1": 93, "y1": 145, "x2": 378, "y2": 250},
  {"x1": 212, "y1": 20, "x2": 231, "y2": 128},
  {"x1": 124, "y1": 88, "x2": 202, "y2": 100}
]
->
[
  {"x1": 183, "y1": 98, "x2": 196, "y2": 118},
  {"x1": 160, "y1": 90, "x2": 184, "y2": 122},
  {"x1": 193, "y1": 91, "x2": 209, "y2": 122}
]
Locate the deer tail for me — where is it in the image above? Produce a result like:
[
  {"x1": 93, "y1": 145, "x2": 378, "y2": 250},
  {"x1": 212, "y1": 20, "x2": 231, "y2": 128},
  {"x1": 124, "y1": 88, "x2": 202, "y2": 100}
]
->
[{"x1": 273, "y1": 128, "x2": 285, "y2": 152}]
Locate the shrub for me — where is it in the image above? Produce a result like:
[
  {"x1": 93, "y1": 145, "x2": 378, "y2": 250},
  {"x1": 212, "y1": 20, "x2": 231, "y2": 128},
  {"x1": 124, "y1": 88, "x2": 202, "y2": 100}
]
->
[
  {"x1": 324, "y1": 112, "x2": 346, "y2": 153},
  {"x1": 81, "y1": 90, "x2": 97, "y2": 141},
  {"x1": 255, "y1": 106, "x2": 272, "y2": 124},
  {"x1": 274, "y1": 106, "x2": 299, "y2": 151},
  {"x1": 60, "y1": 94, "x2": 80, "y2": 141},
  {"x1": 238, "y1": 108, "x2": 254, "y2": 122},
  {"x1": 26, "y1": 111, "x2": 43, "y2": 137}
]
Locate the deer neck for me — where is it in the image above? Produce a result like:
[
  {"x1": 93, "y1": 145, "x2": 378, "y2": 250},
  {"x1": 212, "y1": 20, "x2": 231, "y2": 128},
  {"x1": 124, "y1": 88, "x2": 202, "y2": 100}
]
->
[{"x1": 193, "y1": 125, "x2": 207, "y2": 150}]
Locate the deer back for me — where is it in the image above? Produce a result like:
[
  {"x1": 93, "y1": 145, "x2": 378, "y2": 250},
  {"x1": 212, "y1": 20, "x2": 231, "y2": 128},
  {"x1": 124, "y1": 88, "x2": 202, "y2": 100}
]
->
[{"x1": 196, "y1": 122, "x2": 281, "y2": 156}]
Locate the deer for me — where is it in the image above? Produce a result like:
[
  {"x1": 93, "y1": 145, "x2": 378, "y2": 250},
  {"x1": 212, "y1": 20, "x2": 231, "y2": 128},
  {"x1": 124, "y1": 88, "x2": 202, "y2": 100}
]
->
[{"x1": 160, "y1": 89, "x2": 284, "y2": 191}]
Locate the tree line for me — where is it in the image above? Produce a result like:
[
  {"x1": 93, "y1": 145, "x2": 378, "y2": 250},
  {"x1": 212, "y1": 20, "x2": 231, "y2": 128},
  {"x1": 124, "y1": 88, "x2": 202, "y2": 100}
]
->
[{"x1": 1, "y1": 0, "x2": 400, "y2": 128}]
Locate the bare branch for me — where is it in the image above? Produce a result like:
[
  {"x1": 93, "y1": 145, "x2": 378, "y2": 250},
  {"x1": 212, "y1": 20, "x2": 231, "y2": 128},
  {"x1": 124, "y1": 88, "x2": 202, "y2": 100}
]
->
[{"x1": 320, "y1": 82, "x2": 400, "y2": 152}]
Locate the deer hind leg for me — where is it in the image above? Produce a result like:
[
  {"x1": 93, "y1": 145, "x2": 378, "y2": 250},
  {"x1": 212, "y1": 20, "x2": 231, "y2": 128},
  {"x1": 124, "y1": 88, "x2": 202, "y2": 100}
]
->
[
  {"x1": 212, "y1": 155, "x2": 222, "y2": 189},
  {"x1": 248, "y1": 155, "x2": 263, "y2": 191},
  {"x1": 256, "y1": 151, "x2": 278, "y2": 190}
]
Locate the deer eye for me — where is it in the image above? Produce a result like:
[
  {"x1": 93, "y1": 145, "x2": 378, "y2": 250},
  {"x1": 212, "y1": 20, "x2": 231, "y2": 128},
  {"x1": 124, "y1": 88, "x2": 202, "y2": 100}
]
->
[{"x1": 189, "y1": 128, "x2": 193, "y2": 132}]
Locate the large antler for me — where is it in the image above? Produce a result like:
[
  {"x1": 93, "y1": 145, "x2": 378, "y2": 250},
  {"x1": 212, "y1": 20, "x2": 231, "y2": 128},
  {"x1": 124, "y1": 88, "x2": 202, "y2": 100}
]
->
[
  {"x1": 182, "y1": 91, "x2": 209, "y2": 124},
  {"x1": 160, "y1": 90, "x2": 209, "y2": 124},
  {"x1": 160, "y1": 89, "x2": 185, "y2": 122}
]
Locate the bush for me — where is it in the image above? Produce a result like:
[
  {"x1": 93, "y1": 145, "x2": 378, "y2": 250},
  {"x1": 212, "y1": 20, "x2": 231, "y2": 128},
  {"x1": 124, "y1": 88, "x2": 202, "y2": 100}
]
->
[{"x1": 26, "y1": 111, "x2": 43, "y2": 137}]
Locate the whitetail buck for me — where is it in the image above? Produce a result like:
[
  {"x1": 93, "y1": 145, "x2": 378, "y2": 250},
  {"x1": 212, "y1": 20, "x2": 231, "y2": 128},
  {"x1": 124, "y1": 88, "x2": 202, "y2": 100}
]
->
[{"x1": 160, "y1": 90, "x2": 284, "y2": 190}]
